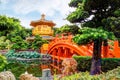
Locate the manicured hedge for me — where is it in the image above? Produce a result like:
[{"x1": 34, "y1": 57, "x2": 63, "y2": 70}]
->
[
  {"x1": 101, "y1": 58, "x2": 120, "y2": 72},
  {"x1": 73, "y1": 56, "x2": 91, "y2": 72},
  {"x1": 73, "y1": 56, "x2": 120, "y2": 72}
]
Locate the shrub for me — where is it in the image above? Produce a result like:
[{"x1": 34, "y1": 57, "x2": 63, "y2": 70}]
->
[
  {"x1": 0, "y1": 55, "x2": 7, "y2": 71},
  {"x1": 27, "y1": 64, "x2": 42, "y2": 77},
  {"x1": 73, "y1": 56, "x2": 120, "y2": 72},
  {"x1": 54, "y1": 67, "x2": 120, "y2": 80},
  {"x1": 5, "y1": 63, "x2": 26, "y2": 80}
]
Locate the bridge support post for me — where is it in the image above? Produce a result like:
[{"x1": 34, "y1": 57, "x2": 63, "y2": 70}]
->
[
  {"x1": 64, "y1": 48, "x2": 69, "y2": 58},
  {"x1": 114, "y1": 41, "x2": 120, "y2": 58}
]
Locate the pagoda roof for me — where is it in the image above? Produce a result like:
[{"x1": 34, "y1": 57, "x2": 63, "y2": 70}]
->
[{"x1": 30, "y1": 14, "x2": 56, "y2": 27}]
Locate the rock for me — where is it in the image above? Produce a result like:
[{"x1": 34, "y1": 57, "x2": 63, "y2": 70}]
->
[{"x1": 62, "y1": 58, "x2": 78, "y2": 76}]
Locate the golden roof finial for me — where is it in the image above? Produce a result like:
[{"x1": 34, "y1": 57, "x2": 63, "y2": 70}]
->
[{"x1": 41, "y1": 14, "x2": 45, "y2": 20}]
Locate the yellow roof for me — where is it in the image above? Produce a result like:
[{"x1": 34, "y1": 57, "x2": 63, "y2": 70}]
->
[{"x1": 30, "y1": 14, "x2": 56, "y2": 27}]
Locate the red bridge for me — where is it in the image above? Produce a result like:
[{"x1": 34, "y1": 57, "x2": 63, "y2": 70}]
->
[{"x1": 47, "y1": 34, "x2": 120, "y2": 71}]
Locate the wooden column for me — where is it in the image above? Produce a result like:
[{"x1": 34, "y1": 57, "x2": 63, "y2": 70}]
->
[
  {"x1": 114, "y1": 41, "x2": 120, "y2": 58},
  {"x1": 57, "y1": 47, "x2": 62, "y2": 69},
  {"x1": 52, "y1": 49, "x2": 57, "y2": 65},
  {"x1": 64, "y1": 48, "x2": 69, "y2": 58}
]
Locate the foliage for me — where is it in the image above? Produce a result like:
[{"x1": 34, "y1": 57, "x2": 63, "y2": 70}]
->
[
  {"x1": 59, "y1": 24, "x2": 71, "y2": 33},
  {"x1": 67, "y1": 0, "x2": 120, "y2": 39},
  {"x1": 5, "y1": 50, "x2": 42, "y2": 79},
  {"x1": 5, "y1": 50, "x2": 40, "y2": 59},
  {"x1": 5, "y1": 63, "x2": 25, "y2": 80},
  {"x1": 0, "y1": 15, "x2": 33, "y2": 50},
  {"x1": 0, "y1": 36, "x2": 12, "y2": 50},
  {"x1": 67, "y1": 0, "x2": 120, "y2": 75},
  {"x1": 73, "y1": 56, "x2": 120, "y2": 72},
  {"x1": 22, "y1": 28, "x2": 32, "y2": 37},
  {"x1": 73, "y1": 27, "x2": 115, "y2": 45},
  {"x1": 0, "y1": 15, "x2": 46, "y2": 50},
  {"x1": 8, "y1": 35, "x2": 46, "y2": 50},
  {"x1": 67, "y1": 6, "x2": 89, "y2": 23},
  {"x1": 54, "y1": 66, "x2": 120, "y2": 80},
  {"x1": 5, "y1": 50, "x2": 51, "y2": 65},
  {"x1": 30, "y1": 35, "x2": 48, "y2": 50},
  {"x1": 103, "y1": 17, "x2": 120, "y2": 39},
  {"x1": 67, "y1": 0, "x2": 120, "y2": 24},
  {"x1": 54, "y1": 24, "x2": 80, "y2": 35},
  {"x1": 0, "y1": 55, "x2": 7, "y2": 71},
  {"x1": 67, "y1": 0, "x2": 120, "y2": 40},
  {"x1": 53, "y1": 27, "x2": 60, "y2": 36},
  {"x1": 101, "y1": 58, "x2": 120, "y2": 71},
  {"x1": 27, "y1": 64, "x2": 42, "y2": 77},
  {"x1": 5, "y1": 63, "x2": 42, "y2": 80},
  {"x1": 7, "y1": 28, "x2": 32, "y2": 40},
  {"x1": 10, "y1": 36, "x2": 29, "y2": 50},
  {"x1": 0, "y1": 15, "x2": 23, "y2": 36},
  {"x1": 73, "y1": 56, "x2": 91, "y2": 72},
  {"x1": 4, "y1": 51, "x2": 51, "y2": 79}
]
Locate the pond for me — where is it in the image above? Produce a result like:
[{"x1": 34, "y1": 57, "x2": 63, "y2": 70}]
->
[
  {"x1": 2, "y1": 50, "x2": 52, "y2": 80},
  {"x1": 5, "y1": 60, "x2": 51, "y2": 80}
]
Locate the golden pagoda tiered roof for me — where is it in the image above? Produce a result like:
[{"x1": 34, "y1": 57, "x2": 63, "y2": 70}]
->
[{"x1": 30, "y1": 14, "x2": 56, "y2": 27}]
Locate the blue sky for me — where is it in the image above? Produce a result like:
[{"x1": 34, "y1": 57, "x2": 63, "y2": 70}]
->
[{"x1": 0, "y1": 0, "x2": 74, "y2": 28}]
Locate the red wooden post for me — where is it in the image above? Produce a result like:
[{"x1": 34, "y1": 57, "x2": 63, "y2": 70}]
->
[
  {"x1": 102, "y1": 45, "x2": 109, "y2": 58},
  {"x1": 57, "y1": 48, "x2": 62, "y2": 67},
  {"x1": 52, "y1": 49, "x2": 57, "y2": 65},
  {"x1": 114, "y1": 41, "x2": 120, "y2": 58}
]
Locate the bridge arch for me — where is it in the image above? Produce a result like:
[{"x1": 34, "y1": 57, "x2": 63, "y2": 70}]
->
[
  {"x1": 46, "y1": 35, "x2": 120, "y2": 71},
  {"x1": 47, "y1": 35, "x2": 93, "y2": 71}
]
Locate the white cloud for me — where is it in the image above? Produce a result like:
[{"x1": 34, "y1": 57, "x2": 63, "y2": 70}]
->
[
  {"x1": 14, "y1": 0, "x2": 70, "y2": 16},
  {"x1": 0, "y1": 0, "x2": 11, "y2": 10},
  {"x1": 12, "y1": 0, "x2": 75, "y2": 28},
  {"x1": 19, "y1": 18, "x2": 32, "y2": 28},
  {"x1": 52, "y1": 15, "x2": 71, "y2": 27},
  {"x1": 0, "y1": 0, "x2": 9, "y2": 4},
  {"x1": 13, "y1": 0, "x2": 73, "y2": 16}
]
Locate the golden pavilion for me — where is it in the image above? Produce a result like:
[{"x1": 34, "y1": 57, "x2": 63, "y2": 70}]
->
[
  {"x1": 30, "y1": 14, "x2": 56, "y2": 36},
  {"x1": 30, "y1": 14, "x2": 56, "y2": 53}
]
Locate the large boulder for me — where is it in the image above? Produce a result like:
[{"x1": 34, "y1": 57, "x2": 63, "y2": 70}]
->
[{"x1": 62, "y1": 58, "x2": 78, "y2": 76}]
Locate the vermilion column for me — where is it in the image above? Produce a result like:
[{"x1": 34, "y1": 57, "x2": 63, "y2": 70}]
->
[
  {"x1": 52, "y1": 49, "x2": 57, "y2": 65},
  {"x1": 64, "y1": 48, "x2": 69, "y2": 58},
  {"x1": 114, "y1": 41, "x2": 120, "y2": 58},
  {"x1": 102, "y1": 46, "x2": 109, "y2": 58}
]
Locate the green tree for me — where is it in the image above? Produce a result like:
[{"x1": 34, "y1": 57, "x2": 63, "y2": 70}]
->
[
  {"x1": 7, "y1": 28, "x2": 32, "y2": 40},
  {"x1": 54, "y1": 24, "x2": 79, "y2": 35},
  {"x1": 103, "y1": 17, "x2": 120, "y2": 40},
  {"x1": 24, "y1": 28, "x2": 32, "y2": 37},
  {"x1": 0, "y1": 15, "x2": 23, "y2": 36},
  {"x1": 0, "y1": 15, "x2": 33, "y2": 50},
  {"x1": 53, "y1": 27, "x2": 60, "y2": 36},
  {"x1": 11, "y1": 36, "x2": 29, "y2": 50},
  {"x1": 0, "y1": 36, "x2": 12, "y2": 50},
  {"x1": 67, "y1": 0, "x2": 120, "y2": 75},
  {"x1": 30, "y1": 35, "x2": 48, "y2": 50}
]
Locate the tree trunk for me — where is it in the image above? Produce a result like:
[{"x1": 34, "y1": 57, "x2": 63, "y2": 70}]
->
[{"x1": 90, "y1": 39, "x2": 102, "y2": 75}]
